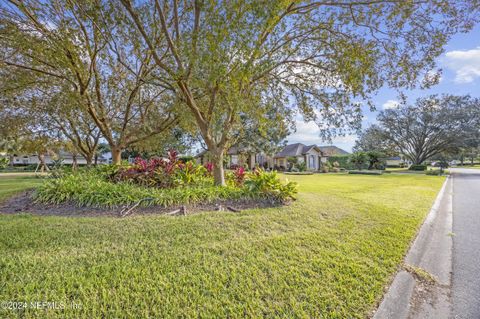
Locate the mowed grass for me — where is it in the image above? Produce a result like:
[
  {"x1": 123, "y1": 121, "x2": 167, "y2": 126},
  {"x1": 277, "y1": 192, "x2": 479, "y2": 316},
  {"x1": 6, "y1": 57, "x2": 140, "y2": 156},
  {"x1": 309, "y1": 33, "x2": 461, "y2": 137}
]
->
[
  {"x1": 0, "y1": 173, "x2": 44, "y2": 202},
  {"x1": 0, "y1": 173, "x2": 444, "y2": 318}
]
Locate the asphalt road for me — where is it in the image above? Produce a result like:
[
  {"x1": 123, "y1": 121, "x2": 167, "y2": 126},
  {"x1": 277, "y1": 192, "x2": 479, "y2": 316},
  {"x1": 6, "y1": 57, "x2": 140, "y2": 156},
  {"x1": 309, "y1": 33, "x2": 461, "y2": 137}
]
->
[{"x1": 451, "y1": 168, "x2": 480, "y2": 319}]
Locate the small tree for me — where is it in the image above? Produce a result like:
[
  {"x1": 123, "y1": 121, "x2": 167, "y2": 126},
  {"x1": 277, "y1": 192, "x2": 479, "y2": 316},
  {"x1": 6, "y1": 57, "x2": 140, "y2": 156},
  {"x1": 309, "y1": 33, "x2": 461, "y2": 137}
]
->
[
  {"x1": 0, "y1": 157, "x2": 9, "y2": 169},
  {"x1": 350, "y1": 152, "x2": 368, "y2": 170},
  {"x1": 366, "y1": 151, "x2": 385, "y2": 170}
]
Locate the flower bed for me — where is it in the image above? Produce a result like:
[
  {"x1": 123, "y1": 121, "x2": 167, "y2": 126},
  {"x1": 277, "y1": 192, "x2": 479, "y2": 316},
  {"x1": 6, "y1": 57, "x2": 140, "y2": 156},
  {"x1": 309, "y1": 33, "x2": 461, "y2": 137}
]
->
[{"x1": 35, "y1": 155, "x2": 298, "y2": 209}]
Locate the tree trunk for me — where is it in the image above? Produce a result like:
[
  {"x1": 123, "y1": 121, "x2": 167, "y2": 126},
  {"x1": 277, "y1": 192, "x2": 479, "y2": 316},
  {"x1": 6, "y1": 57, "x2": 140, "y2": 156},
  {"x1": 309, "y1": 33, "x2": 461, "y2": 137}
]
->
[
  {"x1": 94, "y1": 154, "x2": 98, "y2": 166},
  {"x1": 72, "y1": 153, "x2": 78, "y2": 171},
  {"x1": 111, "y1": 147, "x2": 122, "y2": 165},
  {"x1": 85, "y1": 154, "x2": 93, "y2": 167},
  {"x1": 9, "y1": 154, "x2": 14, "y2": 167},
  {"x1": 37, "y1": 153, "x2": 49, "y2": 172},
  {"x1": 212, "y1": 150, "x2": 226, "y2": 186}
]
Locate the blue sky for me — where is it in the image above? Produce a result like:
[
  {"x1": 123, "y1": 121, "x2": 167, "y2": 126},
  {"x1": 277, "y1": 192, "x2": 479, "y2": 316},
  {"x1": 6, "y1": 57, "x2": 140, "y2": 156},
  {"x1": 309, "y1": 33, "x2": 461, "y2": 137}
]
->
[{"x1": 288, "y1": 24, "x2": 480, "y2": 152}]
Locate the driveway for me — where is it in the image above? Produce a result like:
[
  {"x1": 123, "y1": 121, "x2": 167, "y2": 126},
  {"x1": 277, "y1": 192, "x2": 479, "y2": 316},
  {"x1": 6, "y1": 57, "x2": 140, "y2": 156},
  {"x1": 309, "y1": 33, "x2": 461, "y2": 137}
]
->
[{"x1": 451, "y1": 168, "x2": 480, "y2": 319}]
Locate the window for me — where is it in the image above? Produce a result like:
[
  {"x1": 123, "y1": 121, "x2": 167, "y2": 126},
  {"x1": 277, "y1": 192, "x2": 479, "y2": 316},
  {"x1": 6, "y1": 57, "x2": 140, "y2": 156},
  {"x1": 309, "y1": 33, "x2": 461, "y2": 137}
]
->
[{"x1": 309, "y1": 155, "x2": 315, "y2": 169}]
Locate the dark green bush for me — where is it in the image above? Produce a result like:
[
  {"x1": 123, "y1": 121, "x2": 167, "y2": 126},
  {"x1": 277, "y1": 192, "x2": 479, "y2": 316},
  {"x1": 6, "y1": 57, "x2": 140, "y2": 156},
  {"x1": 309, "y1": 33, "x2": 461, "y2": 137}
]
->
[
  {"x1": 409, "y1": 165, "x2": 427, "y2": 171},
  {"x1": 245, "y1": 169, "x2": 298, "y2": 202},
  {"x1": 426, "y1": 169, "x2": 443, "y2": 176},
  {"x1": 348, "y1": 170, "x2": 383, "y2": 175},
  {"x1": 327, "y1": 155, "x2": 353, "y2": 169},
  {"x1": 35, "y1": 172, "x2": 245, "y2": 208},
  {"x1": 284, "y1": 171, "x2": 314, "y2": 175}
]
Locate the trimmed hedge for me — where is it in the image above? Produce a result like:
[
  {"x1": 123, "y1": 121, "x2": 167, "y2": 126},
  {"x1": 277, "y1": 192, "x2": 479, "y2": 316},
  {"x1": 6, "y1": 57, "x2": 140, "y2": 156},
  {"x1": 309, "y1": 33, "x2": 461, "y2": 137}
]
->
[
  {"x1": 409, "y1": 165, "x2": 427, "y2": 171},
  {"x1": 283, "y1": 171, "x2": 314, "y2": 175},
  {"x1": 348, "y1": 170, "x2": 383, "y2": 175},
  {"x1": 327, "y1": 155, "x2": 355, "y2": 169}
]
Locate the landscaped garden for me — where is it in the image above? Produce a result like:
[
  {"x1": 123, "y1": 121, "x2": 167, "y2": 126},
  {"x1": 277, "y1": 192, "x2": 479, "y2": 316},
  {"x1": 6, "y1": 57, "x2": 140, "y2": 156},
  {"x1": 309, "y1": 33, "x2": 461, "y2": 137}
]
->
[{"x1": 0, "y1": 171, "x2": 445, "y2": 318}]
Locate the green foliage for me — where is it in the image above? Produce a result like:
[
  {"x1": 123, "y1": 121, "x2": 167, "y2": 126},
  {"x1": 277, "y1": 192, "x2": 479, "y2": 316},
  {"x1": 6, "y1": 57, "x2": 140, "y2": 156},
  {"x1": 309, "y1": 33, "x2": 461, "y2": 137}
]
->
[
  {"x1": 35, "y1": 172, "x2": 245, "y2": 208},
  {"x1": 348, "y1": 170, "x2": 383, "y2": 175},
  {"x1": 283, "y1": 171, "x2": 314, "y2": 175},
  {"x1": 366, "y1": 151, "x2": 385, "y2": 170},
  {"x1": 426, "y1": 169, "x2": 443, "y2": 176},
  {"x1": 179, "y1": 156, "x2": 195, "y2": 163},
  {"x1": 296, "y1": 161, "x2": 307, "y2": 172},
  {"x1": 35, "y1": 167, "x2": 298, "y2": 208},
  {"x1": 409, "y1": 165, "x2": 427, "y2": 171},
  {"x1": 349, "y1": 152, "x2": 368, "y2": 170},
  {"x1": 328, "y1": 155, "x2": 353, "y2": 169},
  {"x1": 245, "y1": 169, "x2": 298, "y2": 202},
  {"x1": 0, "y1": 157, "x2": 9, "y2": 169}
]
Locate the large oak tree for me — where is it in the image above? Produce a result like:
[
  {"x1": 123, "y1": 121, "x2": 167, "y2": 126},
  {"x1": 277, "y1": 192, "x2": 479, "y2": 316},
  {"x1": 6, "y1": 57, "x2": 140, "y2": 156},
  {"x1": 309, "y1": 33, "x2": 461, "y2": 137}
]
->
[
  {"x1": 119, "y1": 0, "x2": 479, "y2": 184},
  {"x1": 0, "y1": 0, "x2": 178, "y2": 164},
  {"x1": 377, "y1": 95, "x2": 476, "y2": 165}
]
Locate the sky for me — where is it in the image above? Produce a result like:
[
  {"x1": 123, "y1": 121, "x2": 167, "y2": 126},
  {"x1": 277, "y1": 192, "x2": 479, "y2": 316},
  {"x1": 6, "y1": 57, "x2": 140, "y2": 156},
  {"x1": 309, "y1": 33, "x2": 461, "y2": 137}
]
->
[{"x1": 287, "y1": 24, "x2": 480, "y2": 153}]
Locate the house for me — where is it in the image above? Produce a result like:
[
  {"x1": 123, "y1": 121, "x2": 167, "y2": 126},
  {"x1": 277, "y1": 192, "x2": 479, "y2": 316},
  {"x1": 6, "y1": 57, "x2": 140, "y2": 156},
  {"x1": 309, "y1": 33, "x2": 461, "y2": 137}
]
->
[
  {"x1": 318, "y1": 146, "x2": 350, "y2": 163},
  {"x1": 273, "y1": 143, "x2": 323, "y2": 171},
  {"x1": 11, "y1": 151, "x2": 93, "y2": 166},
  {"x1": 195, "y1": 147, "x2": 274, "y2": 169}
]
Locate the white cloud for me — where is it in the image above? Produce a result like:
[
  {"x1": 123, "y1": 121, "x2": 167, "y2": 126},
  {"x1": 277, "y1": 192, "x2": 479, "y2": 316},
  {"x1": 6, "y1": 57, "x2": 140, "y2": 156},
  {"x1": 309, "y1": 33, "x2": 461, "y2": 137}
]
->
[
  {"x1": 444, "y1": 47, "x2": 480, "y2": 83},
  {"x1": 382, "y1": 100, "x2": 399, "y2": 109}
]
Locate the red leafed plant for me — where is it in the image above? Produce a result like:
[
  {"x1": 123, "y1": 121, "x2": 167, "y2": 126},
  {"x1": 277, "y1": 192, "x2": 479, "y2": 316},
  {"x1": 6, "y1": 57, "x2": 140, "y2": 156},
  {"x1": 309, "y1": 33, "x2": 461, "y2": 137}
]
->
[
  {"x1": 204, "y1": 162, "x2": 214, "y2": 176},
  {"x1": 112, "y1": 149, "x2": 181, "y2": 188},
  {"x1": 233, "y1": 166, "x2": 246, "y2": 186}
]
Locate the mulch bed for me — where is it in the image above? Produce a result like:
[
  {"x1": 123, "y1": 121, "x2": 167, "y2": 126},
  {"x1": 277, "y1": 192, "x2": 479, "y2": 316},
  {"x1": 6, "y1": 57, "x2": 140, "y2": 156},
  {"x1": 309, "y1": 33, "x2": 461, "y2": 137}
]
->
[{"x1": 0, "y1": 190, "x2": 284, "y2": 218}]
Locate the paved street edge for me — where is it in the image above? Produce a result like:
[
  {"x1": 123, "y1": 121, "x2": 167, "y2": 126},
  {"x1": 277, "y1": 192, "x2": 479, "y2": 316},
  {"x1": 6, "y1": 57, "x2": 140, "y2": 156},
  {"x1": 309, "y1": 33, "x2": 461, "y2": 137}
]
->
[{"x1": 373, "y1": 175, "x2": 452, "y2": 319}]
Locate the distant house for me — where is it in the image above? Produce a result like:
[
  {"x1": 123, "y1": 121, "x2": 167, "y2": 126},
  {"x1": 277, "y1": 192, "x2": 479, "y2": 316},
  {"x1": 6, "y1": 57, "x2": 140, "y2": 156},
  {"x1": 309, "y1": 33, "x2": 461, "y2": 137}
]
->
[
  {"x1": 318, "y1": 146, "x2": 350, "y2": 162},
  {"x1": 194, "y1": 143, "x2": 349, "y2": 171},
  {"x1": 10, "y1": 151, "x2": 107, "y2": 166},
  {"x1": 195, "y1": 147, "x2": 274, "y2": 169},
  {"x1": 274, "y1": 143, "x2": 323, "y2": 171}
]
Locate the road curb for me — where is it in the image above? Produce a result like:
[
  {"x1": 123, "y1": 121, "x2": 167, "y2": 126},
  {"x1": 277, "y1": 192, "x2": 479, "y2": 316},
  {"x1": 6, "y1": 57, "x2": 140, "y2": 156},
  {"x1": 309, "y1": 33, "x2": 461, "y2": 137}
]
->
[{"x1": 373, "y1": 175, "x2": 452, "y2": 319}]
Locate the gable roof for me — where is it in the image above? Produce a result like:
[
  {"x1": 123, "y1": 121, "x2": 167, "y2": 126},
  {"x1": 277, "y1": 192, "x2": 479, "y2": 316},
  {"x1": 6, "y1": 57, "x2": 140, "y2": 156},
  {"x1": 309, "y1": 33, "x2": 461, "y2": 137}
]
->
[
  {"x1": 274, "y1": 143, "x2": 322, "y2": 158},
  {"x1": 274, "y1": 143, "x2": 304, "y2": 158},
  {"x1": 318, "y1": 146, "x2": 350, "y2": 156}
]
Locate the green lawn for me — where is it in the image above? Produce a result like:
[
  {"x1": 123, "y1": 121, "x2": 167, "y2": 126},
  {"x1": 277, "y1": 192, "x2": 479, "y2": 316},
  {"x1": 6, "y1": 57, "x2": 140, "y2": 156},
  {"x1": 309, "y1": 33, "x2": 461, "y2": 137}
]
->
[
  {"x1": 0, "y1": 173, "x2": 44, "y2": 202},
  {"x1": 0, "y1": 173, "x2": 444, "y2": 318}
]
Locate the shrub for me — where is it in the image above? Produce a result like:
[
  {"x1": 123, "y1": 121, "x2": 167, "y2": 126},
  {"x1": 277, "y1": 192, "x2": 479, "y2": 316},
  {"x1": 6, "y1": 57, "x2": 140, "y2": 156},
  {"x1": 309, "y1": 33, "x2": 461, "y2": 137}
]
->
[
  {"x1": 233, "y1": 166, "x2": 246, "y2": 186},
  {"x1": 229, "y1": 164, "x2": 240, "y2": 170},
  {"x1": 179, "y1": 156, "x2": 194, "y2": 163},
  {"x1": 348, "y1": 170, "x2": 383, "y2": 175},
  {"x1": 409, "y1": 164, "x2": 427, "y2": 171},
  {"x1": 204, "y1": 162, "x2": 214, "y2": 176},
  {"x1": 296, "y1": 161, "x2": 307, "y2": 172},
  {"x1": 426, "y1": 169, "x2": 444, "y2": 176},
  {"x1": 327, "y1": 155, "x2": 353, "y2": 169},
  {"x1": 35, "y1": 172, "x2": 245, "y2": 208},
  {"x1": 36, "y1": 167, "x2": 298, "y2": 208},
  {"x1": 350, "y1": 152, "x2": 368, "y2": 170},
  {"x1": 175, "y1": 161, "x2": 211, "y2": 186},
  {"x1": 245, "y1": 169, "x2": 298, "y2": 202},
  {"x1": 0, "y1": 157, "x2": 9, "y2": 169},
  {"x1": 284, "y1": 171, "x2": 313, "y2": 175},
  {"x1": 110, "y1": 151, "x2": 212, "y2": 188}
]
